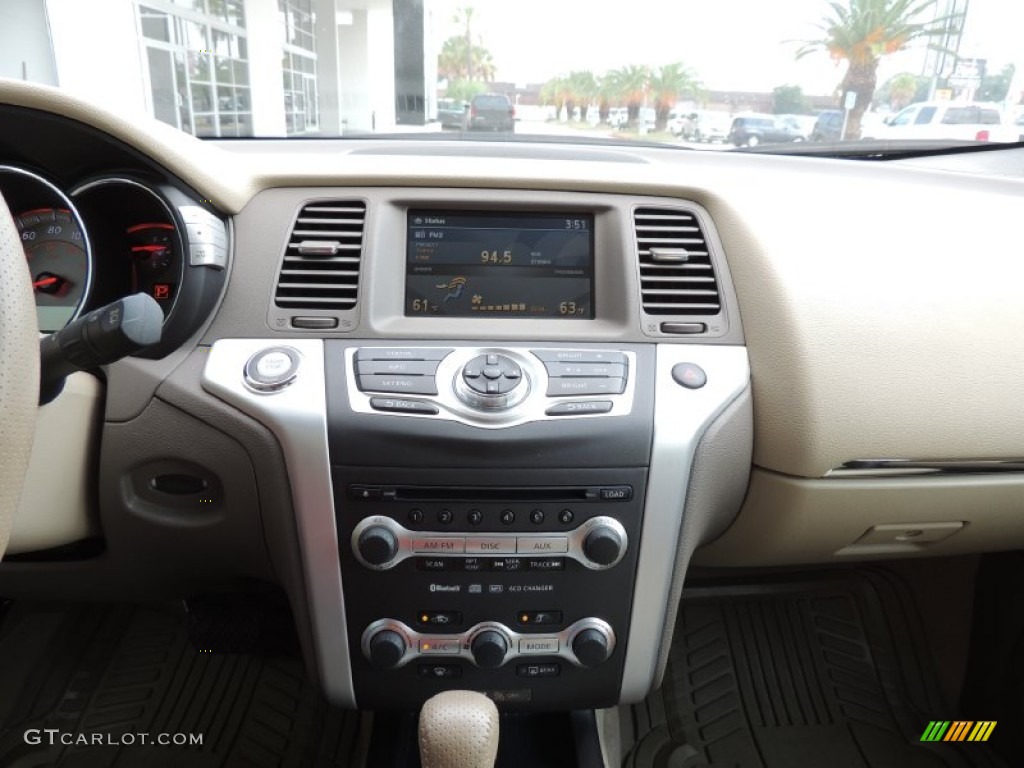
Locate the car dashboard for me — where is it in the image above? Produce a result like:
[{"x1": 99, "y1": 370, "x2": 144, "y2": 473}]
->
[{"x1": 2, "y1": 78, "x2": 1024, "y2": 715}]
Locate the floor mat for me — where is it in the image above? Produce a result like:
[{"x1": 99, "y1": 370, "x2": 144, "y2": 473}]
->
[
  {"x1": 0, "y1": 602, "x2": 361, "y2": 767},
  {"x1": 625, "y1": 570, "x2": 1006, "y2": 768}
]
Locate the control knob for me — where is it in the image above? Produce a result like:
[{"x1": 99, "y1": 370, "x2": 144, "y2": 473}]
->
[
  {"x1": 357, "y1": 525, "x2": 399, "y2": 566},
  {"x1": 582, "y1": 525, "x2": 624, "y2": 567},
  {"x1": 470, "y1": 630, "x2": 509, "y2": 669},
  {"x1": 572, "y1": 627, "x2": 612, "y2": 668},
  {"x1": 456, "y1": 353, "x2": 528, "y2": 410},
  {"x1": 368, "y1": 629, "x2": 408, "y2": 670}
]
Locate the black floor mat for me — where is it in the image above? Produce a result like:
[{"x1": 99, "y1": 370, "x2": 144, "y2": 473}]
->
[
  {"x1": 626, "y1": 570, "x2": 1006, "y2": 768},
  {"x1": 0, "y1": 602, "x2": 361, "y2": 767}
]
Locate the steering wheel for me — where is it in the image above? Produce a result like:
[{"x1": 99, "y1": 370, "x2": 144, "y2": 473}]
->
[{"x1": 0, "y1": 191, "x2": 39, "y2": 560}]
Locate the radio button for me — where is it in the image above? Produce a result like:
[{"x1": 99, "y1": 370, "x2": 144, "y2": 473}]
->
[
  {"x1": 546, "y1": 378, "x2": 626, "y2": 397},
  {"x1": 358, "y1": 375, "x2": 438, "y2": 396},
  {"x1": 356, "y1": 348, "x2": 453, "y2": 362},
  {"x1": 545, "y1": 400, "x2": 614, "y2": 416},
  {"x1": 529, "y1": 509, "x2": 545, "y2": 525},
  {"x1": 356, "y1": 360, "x2": 440, "y2": 376},
  {"x1": 500, "y1": 509, "x2": 516, "y2": 525},
  {"x1": 417, "y1": 558, "x2": 452, "y2": 571},
  {"x1": 466, "y1": 538, "x2": 516, "y2": 554},
  {"x1": 467, "y1": 509, "x2": 484, "y2": 526},
  {"x1": 419, "y1": 637, "x2": 462, "y2": 655},
  {"x1": 543, "y1": 362, "x2": 626, "y2": 378},
  {"x1": 437, "y1": 509, "x2": 454, "y2": 525},
  {"x1": 413, "y1": 537, "x2": 465, "y2": 554},
  {"x1": 369, "y1": 397, "x2": 439, "y2": 415},
  {"x1": 532, "y1": 350, "x2": 626, "y2": 365},
  {"x1": 489, "y1": 557, "x2": 524, "y2": 572},
  {"x1": 408, "y1": 508, "x2": 424, "y2": 524},
  {"x1": 527, "y1": 558, "x2": 565, "y2": 571},
  {"x1": 518, "y1": 637, "x2": 560, "y2": 655},
  {"x1": 516, "y1": 537, "x2": 569, "y2": 555},
  {"x1": 558, "y1": 509, "x2": 574, "y2": 525}
]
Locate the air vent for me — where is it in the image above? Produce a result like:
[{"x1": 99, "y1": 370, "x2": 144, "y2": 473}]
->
[
  {"x1": 274, "y1": 201, "x2": 366, "y2": 310},
  {"x1": 634, "y1": 207, "x2": 720, "y2": 316}
]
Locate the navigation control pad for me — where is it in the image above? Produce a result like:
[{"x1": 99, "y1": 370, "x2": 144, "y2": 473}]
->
[{"x1": 346, "y1": 346, "x2": 636, "y2": 427}]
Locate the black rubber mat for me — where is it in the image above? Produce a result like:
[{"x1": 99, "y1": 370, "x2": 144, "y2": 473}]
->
[
  {"x1": 626, "y1": 570, "x2": 1006, "y2": 768},
  {"x1": 0, "y1": 602, "x2": 360, "y2": 767}
]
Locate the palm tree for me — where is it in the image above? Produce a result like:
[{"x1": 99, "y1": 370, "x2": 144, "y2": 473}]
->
[
  {"x1": 796, "y1": 0, "x2": 962, "y2": 139},
  {"x1": 437, "y1": 35, "x2": 495, "y2": 82},
  {"x1": 603, "y1": 65, "x2": 651, "y2": 124},
  {"x1": 649, "y1": 63, "x2": 703, "y2": 128},
  {"x1": 888, "y1": 72, "x2": 919, "y2": 109}
]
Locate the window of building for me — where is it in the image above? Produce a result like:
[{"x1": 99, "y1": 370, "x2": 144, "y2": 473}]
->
[
  {"x1": 139, "y1": 1, "x2": 251, "y2": 137},
  {"x1": 279, "y1": 0, "x2": 319, "y2": 135}
]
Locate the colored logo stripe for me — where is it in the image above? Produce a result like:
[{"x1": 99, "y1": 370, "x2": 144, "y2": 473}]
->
[
  {"x1": 944, "y1": 721, "x2": 973, "y2": 741},
  {"x1": 921, "y1": 721, "x2": 949, "y2": 741},
  {"x1": 968, "y1": 722, "x2": 997, "y2": 742},
  {"x1": 921, "y1": 720, "x2": 997, "y2": 742}
]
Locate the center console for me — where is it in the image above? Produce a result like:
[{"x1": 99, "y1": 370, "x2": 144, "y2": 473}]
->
[
  {"x1": 327, "y1": 342, "x2": 653, "y2": 709},
  {"x1": 199, "y1": 190, "x2": 750, "y2": 711}
]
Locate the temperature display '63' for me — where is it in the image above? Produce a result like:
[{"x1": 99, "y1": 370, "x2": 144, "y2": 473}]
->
[{"x1": 405, "y1": 210, "x2": 594, "y2": 319}]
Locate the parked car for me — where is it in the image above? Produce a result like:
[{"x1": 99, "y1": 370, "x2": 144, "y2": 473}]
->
[
  {"x1": 468, "y1": 92, "x2": 515, "y2": 131},
  {"x1": 860, "y1": 101, "x2": 1015, "y2": 142},
  {"x1": 607, "y1": 107, "x2": 629, "y2": 128},
  {"x1": 728, "y1": 114, "x2": 803, "y2": 147},
  {"x1": 667, "y1": 109, "x2": 696, "y2": 138},
  {"x1": 777, "y1": 114, "x2": 816, "y2": 140},
  {"x1": 437, "y1": 98, "x2": 470, "y2": 130},
  {"x1": 689, "y1": 111, "x2": 732, "y2": 143},
  {"x1": 811, "y1": 109, "x2": 843, "y2": 141}
]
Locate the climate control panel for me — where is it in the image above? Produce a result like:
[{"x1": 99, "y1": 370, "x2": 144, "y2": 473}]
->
[{"x1": 361, "y1": 618, "x2": 615, "y2": 671}]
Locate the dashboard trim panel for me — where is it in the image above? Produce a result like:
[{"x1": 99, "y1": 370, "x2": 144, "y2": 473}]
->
[
  {"x1": 201, "y1": 338, "x2": 355, "y2": 707},
  {"x1": 619, "y1": 343, "x2": 750, "y2": 702}
]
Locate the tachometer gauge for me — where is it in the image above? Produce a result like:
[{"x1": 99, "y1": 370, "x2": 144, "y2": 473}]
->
[{"x1": 16, "y1": 208, "x2": 89, "y2": 331}]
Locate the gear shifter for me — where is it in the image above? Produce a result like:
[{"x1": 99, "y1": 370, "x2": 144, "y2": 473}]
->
[{"x1": 418, "y1": 690, "x2": 499, "y2": 768}]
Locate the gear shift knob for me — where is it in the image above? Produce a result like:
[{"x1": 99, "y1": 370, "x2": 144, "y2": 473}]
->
[{"x1": 418, "y1": 690, "x2": 499, "y2": 768}]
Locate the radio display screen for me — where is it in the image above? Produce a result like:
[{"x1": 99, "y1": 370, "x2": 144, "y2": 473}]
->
[{"x1": 405, "y1": 210, "x2": 594, "y2": 318}]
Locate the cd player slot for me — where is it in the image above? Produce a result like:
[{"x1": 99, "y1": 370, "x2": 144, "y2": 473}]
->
[{"x1": 388, "y1": 486, "x2": 602, "y2": 502}]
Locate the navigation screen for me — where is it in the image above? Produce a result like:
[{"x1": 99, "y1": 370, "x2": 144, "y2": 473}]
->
[{"x1": 405, "y1": 210, "x2": 594, "y2": 319}]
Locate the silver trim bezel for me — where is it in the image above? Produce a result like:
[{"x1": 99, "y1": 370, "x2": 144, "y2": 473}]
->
[
  {"x1": 345, "y1": 346, "x2": 636, "y2": 429},
  {"x1": 351, "y1": 514, "x2": 628, "y2": 571},
  {"x1": 360, "y1": 617, "x2": 615, "y2": 669},
  {"x1": 2, "y1": 165, "x2": 94, "y2": 329}
]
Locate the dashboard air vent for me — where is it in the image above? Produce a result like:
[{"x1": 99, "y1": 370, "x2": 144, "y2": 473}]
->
[
  {"x1": 634, "y1": 207, "x2": 720, "y2": 316},
  {"x1": 274, "y1": 201, "x2": 366, "y2": 310}
]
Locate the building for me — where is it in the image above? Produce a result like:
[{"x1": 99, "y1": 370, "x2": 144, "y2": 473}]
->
[{"x1": 0, "y1": 0, "x2": 431, "y2": 136}]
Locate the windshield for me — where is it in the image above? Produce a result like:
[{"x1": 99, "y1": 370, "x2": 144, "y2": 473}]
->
[{"x1": 1, "y1": 0, "x2": 1021, "y2": 150}]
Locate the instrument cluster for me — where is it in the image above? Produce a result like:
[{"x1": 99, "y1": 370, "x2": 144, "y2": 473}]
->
[{"x1": 0, "y1": 167, "x2": 227, "y2": 355}]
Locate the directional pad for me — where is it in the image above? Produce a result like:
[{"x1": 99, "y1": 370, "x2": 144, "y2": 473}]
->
[{"x1": 463, "y1": 354, "x2": 523, "y2": 395}]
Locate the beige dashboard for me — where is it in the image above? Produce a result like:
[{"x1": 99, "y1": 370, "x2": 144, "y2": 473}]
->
[{"x1": 4, "y1": 77, "x2": 1024, "y2": 568}]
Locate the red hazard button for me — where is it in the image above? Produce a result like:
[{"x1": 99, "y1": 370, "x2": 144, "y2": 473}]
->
[{"x1": 671, "y1": 362, "x2": 707, "y2": 390}]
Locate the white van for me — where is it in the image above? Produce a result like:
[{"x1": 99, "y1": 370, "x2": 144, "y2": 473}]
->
[{"x1": 862, "y1": 101, "x2": 1016, "y2": 142}]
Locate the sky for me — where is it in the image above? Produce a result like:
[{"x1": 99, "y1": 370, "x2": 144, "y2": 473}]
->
[{"x1": 429, "y1": 0, "x2": 1024, "y2": 96}]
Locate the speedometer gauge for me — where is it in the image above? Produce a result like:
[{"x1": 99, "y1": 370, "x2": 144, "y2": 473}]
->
[{"x1": 16, "y1": 208, "x2": 89, "y2": 331}]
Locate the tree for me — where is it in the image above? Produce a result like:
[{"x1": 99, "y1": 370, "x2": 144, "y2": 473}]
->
[
  {"x1": 797, "y1": 0, "x2": 963, "y2": 139},
  {"x1": 437, "y1": 6, "x2": 496, "y2": 83},
  {"x1": 649, "y1": 63, "x2": 703, "y2": 127},
  {"x1": 603, "y1": 65, "x2": 652, "y2": 124},
  {"x1": 772, "y1": 84, "x2": 810, "y2": 114},
  {"x1": 446, "y1": 79, "x2": 486, "y2": 103},
  {"x1": 977, "y1": 63, "x2": 1016, "y2": 103},
  {"x1": 874, "y1": 72, "x2": 922, "y2": 109},
  {"x1": 437, "y1": 36, "x2": 495, "y2": 82}
]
